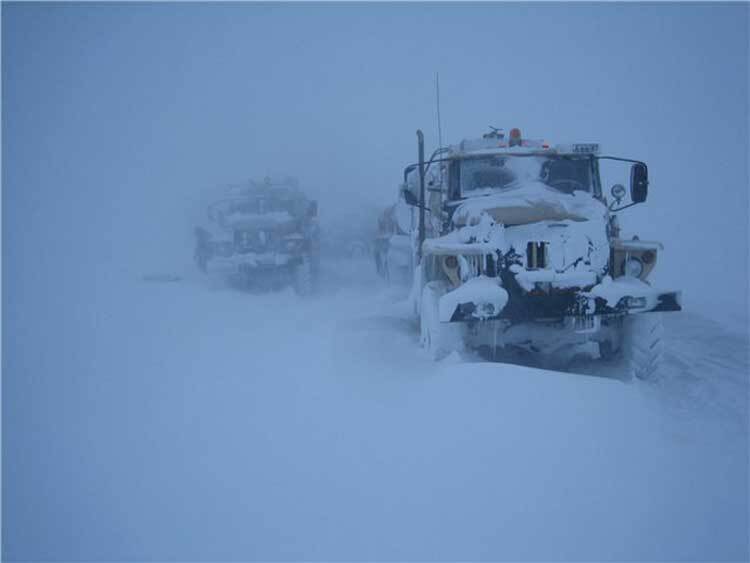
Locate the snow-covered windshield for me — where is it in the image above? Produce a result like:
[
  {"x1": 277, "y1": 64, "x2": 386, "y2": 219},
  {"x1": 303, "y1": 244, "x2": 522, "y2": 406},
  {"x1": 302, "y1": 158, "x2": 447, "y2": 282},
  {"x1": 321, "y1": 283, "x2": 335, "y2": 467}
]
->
[{"x1": 459, "y1": 155, "x2": 593, "y2": 195}]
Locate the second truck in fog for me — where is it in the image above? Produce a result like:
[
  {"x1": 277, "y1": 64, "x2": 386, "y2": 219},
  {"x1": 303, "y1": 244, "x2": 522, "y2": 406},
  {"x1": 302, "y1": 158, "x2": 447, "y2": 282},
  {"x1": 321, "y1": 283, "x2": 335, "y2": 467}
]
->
[{"x1": 194, "y1": 177, "x2": 320, "y2": 295}]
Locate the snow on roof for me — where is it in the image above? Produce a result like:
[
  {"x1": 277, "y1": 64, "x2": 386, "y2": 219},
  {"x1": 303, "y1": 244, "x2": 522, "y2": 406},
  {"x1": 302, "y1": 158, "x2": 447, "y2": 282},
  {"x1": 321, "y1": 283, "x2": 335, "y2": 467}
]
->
[{"x1": 449, "y1": 135, "x2": 600, "y2": 157}]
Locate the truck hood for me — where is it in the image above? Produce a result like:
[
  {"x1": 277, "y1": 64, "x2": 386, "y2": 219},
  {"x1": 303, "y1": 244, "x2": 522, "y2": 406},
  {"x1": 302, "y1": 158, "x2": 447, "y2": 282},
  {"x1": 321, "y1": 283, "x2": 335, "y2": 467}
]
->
[
  {"x1": 451, "y1": 181, "x2": 606, "y2": 227},
  {"x1": 505, "y1": 217, "x2": 610, "y2": 288},
  {"x1": 426, "y1": 188, "x2": 610, "y2": 291}
]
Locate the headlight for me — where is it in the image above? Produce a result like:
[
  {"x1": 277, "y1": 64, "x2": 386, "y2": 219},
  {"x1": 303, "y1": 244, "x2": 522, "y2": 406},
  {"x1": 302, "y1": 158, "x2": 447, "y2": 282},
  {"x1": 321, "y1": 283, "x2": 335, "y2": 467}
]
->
[
  {"x1": 623, "y1": 296, "x2": 647, "y2": 309},
  {"x1": 623, "y1": 257, "x2": 644, "y2": 278}
]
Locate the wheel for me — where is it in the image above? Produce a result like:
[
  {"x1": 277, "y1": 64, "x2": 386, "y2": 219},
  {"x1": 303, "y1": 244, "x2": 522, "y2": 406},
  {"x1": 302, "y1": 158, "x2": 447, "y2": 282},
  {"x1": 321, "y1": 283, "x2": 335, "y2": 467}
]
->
[
  {"x1": 598, "y1": 339, "x2": 618, "y2": 361},
  {"x1": 193, "y1": 228, "x2": 211, "y2": 273},
  {"x1": 621, "y1": 313, "x2": 664, "y2": 380},
  {"x1": 293, "y1": 255, "x2": 314, "y2": 296},
  {"x1": 420, "y1": 281, "x2": 464, "y2": 360}
]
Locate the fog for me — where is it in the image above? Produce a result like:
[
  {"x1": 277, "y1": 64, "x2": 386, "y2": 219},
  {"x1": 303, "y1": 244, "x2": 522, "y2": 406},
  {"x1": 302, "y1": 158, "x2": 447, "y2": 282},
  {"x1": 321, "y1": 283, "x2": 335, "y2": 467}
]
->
[
  {"x1": 5, "y1": 3, "x2": 748, "y2": 303},
  {"x1": 3, "y1": 3, "x2": 748, "y2": 561}
]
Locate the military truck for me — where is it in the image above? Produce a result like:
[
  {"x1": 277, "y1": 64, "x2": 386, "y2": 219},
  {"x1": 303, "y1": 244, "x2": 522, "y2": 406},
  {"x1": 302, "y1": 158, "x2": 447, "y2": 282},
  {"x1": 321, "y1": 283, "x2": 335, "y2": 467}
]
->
[
  {"x1": 194, "y1": 177, "x2": 319, "y2": 295},
  {"x1": 401, "y1": 127, "x2": 681, "y2": 378}
]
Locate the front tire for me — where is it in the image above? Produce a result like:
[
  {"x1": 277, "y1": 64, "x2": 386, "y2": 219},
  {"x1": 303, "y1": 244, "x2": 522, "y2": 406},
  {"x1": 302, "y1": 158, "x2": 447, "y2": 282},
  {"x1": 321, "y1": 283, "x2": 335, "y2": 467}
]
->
[
  {"x1": 420, "y1": 281, "x2": 464, "y2": 360},
  {"x1": 622, "y1": 313, "x2": 664, "y2": 380},
  {"x1": 194, "y1": 249, "x2": 208, "y2": 273},
  {"x1": 293, "y1": 255, "x2": 315, "y2": 296}
]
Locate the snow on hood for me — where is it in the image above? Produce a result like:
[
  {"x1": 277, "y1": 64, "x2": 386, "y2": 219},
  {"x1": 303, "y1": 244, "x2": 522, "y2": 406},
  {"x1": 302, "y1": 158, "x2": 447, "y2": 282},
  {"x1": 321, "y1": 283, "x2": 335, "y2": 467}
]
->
[
  {"x1": 452, "y1": 181, "x2": 606, "y2": 227},
  {"x1": 425, "y1": 208, "x2": 609, "y2": 292},
  {"x1": 424, "y1": 212, "x2": 505, "y2": 256},
  {"x1": 425, "y1": 209, "x2": 609, "y2": 278},
  {"x1": 505, "y1": 216, "x2": 610, "y2": 276}
]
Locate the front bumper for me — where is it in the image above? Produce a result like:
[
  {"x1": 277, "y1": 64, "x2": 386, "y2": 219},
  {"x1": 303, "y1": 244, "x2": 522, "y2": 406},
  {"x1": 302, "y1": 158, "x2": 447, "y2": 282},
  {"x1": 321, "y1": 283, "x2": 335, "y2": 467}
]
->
[
  {"x1": 203, "y1": 253, "x2": 303, "y2": 277},
  {"x1": 444, "y1": 276, "x2": 682, "y2": 323},
  {"x1": 219, "y1": 252, "x2": 299, "y2": 268}
]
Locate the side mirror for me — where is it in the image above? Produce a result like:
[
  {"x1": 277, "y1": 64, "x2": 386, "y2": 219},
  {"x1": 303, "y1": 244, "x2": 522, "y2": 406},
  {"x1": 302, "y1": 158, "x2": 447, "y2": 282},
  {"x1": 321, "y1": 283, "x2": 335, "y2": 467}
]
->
[
  {"x1": 402, "y1": 186, "x2": 419, "y2": 207},
  {"x1": 630, "y1": 163, "x2": 648, "y2": 203}
]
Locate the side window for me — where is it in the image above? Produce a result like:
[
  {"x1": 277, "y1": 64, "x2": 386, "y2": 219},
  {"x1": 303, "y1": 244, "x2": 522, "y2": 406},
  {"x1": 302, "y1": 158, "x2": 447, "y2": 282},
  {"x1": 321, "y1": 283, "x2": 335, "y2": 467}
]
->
[
  {"x1": 591, "y1": 158, "x2": 602, "y2": 197},
  {"x1": 540, "y1": 158, "x2": 592, "y2": 193}
]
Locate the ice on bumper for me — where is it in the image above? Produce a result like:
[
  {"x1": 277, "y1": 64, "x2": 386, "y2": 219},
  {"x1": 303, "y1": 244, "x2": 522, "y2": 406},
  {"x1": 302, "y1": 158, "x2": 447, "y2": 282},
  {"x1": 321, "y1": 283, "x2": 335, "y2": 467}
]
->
[
  {"x1": 439, "y1": 276, "x2": 509, "y2": 322},
  {"x1": 208, "y1": 252, "x2": 292, "y2": 271},
  {"x1": 584, "y1": 275, "x2": 680, "y2": 311}
]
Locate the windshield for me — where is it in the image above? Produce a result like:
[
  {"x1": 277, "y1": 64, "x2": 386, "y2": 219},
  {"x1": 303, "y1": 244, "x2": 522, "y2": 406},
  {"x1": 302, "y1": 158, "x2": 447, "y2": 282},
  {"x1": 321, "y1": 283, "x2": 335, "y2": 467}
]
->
[{"x1": 458, "y1": 155, "x2": 594, "y2": 195}]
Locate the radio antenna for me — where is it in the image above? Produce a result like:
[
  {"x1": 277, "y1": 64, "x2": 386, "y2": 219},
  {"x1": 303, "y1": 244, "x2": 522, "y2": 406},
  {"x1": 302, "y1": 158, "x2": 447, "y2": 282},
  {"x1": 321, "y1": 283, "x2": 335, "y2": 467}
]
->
[
  {"x1": 435, "y1": 72, "x2": 443, "y2": 150},
  {"x1": 435, "y1": 72, "x2": 444, "y2": 187}
]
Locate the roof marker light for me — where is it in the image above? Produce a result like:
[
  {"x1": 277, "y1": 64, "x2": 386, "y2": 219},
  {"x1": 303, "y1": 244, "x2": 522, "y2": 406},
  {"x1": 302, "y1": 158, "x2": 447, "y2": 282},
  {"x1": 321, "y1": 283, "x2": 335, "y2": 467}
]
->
[{"x1": 509, "y1": 128, "x2": 522, "y2": 147}]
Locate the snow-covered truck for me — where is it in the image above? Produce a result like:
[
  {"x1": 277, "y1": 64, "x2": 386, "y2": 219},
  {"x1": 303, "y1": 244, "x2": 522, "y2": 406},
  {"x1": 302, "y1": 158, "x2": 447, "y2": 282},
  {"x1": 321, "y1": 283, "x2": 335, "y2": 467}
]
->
[
  {"x1": 194, "y1": 177, "x2": 319, "y2": 295},
  {"x1": 402, "y1": 127, "x2": 681, "y2": 378}
]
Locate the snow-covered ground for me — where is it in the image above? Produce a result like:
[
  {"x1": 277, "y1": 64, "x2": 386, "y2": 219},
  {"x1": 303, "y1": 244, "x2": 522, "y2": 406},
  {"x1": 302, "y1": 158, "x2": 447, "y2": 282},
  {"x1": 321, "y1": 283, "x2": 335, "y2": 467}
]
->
[{"x1": 4, "y1": 256, "x2": 747, "y2": 560}]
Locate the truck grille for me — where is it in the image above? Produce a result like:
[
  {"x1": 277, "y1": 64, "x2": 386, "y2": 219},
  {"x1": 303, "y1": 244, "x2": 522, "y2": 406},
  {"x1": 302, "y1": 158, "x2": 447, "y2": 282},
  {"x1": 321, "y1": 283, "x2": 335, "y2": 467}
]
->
[
  {"x1": 234, "y1": 229, "x2": 275, "y2": 253},
  {"x1": 526, "y1": 242, "x2": 549, "y2": 269}
]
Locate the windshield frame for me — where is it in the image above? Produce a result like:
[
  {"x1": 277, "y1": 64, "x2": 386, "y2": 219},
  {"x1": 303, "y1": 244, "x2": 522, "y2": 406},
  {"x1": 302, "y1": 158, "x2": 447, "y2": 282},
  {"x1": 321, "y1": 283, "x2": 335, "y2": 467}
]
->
[{"x1": 448, "y1": 153, "x2": 602, "y2": 200}]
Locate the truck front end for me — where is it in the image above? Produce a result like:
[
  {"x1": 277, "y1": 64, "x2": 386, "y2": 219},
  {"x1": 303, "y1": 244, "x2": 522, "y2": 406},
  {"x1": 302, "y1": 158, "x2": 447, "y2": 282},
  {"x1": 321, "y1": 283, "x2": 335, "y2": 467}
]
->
[
  {"x1": 408, "y1": 129, "x2": 681, "y2": 375},
  {"x1": 194, "y1": 181, "x2": 319, "y2": 294}
]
